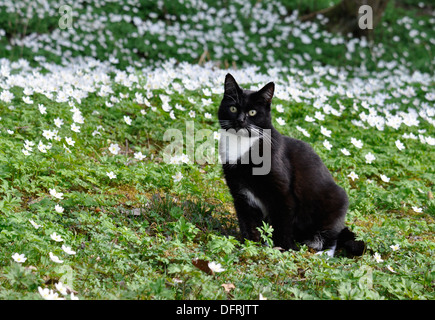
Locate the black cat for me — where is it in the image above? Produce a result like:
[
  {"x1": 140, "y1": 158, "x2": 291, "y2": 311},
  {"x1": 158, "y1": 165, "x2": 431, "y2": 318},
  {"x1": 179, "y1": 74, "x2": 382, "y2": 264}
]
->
[{"x1": 218, "y1": 73, "x2": 365, "y2": 256}]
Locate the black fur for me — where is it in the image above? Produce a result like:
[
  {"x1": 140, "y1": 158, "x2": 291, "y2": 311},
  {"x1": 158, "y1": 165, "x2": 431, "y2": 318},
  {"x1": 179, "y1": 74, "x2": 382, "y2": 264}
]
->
[{"x1": 218, "y1": 73, "x2": 365, "y2": 256}]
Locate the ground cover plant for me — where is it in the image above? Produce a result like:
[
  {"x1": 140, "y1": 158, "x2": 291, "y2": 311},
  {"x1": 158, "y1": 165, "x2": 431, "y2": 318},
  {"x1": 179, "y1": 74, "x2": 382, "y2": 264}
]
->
[{"x1": 0, "y1": 0, "x2": 434, "y2": 300}]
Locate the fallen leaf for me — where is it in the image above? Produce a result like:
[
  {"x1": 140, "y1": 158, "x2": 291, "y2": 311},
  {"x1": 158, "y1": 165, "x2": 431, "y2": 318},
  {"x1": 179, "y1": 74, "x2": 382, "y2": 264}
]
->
[
  {"x1": 273, "y1": 246, "x2": 284, "y2": 251},
  {"x1": 25, "y1": 265, "x2": 37, "y2": 271},
  {"x1": 64, "y1": 284, "x2": 78, "y2": 294},
  {"x1": 192, "y1": 258, "x2": 213, "y2": 275},
  {"x1": 221, "y1": 283, "x2": 235, "y2": 293}
]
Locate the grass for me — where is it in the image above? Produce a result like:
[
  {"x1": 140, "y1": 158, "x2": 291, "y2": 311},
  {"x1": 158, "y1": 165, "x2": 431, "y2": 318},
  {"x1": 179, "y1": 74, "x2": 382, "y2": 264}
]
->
[{"x1": 0, "y1": 0, "x2": 434, "y2": 300}]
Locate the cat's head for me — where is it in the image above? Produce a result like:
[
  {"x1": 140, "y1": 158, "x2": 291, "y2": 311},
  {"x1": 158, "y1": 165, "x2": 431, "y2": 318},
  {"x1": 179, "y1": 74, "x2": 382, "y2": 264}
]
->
[{"x1": 218, "y1": 73, "x2": 274, "y2": 131}]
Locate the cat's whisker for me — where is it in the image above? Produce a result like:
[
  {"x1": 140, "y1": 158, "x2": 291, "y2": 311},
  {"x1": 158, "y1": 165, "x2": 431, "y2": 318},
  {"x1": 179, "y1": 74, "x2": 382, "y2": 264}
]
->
[
  {"x1": 247, "y1": 124, "x2": 276, "y2": 148},
  {"x1": 218, "y1": 120, "x2": 234, "y2": 130}
]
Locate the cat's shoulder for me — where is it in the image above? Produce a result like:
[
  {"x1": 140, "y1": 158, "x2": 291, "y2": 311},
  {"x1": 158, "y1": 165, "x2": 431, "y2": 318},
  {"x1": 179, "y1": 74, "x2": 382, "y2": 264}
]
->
[{"x1": 279, "y1": 133, "x2": 321, "y2": 161}]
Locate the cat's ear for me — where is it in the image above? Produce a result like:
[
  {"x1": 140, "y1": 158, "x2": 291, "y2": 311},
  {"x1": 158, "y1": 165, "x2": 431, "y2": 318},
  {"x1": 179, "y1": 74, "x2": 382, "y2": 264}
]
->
[
  {"x1": 258, "y1": 82, "x2": 275, "y2": 104},
  {"x1": 224, "y1": 73, "x2": 242, "y2": 97}
]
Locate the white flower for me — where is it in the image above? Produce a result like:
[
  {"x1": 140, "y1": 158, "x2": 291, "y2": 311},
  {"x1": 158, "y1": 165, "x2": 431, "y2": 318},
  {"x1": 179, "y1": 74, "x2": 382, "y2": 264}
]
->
[
  {"x1": 351, "y1": 137, "x2": 363, "y2": 149},
  {"x1": 314, "y1": 111, "x2": 325, "y2": 121},
  {"x1": 162, "y1": 102, "x2": 171, "y2": 112},
  {"x1": 347, "y1": 171, "x2": 359, "y2": 181},
  {"x1": 259, "y1": 293, "x2": 268, "y2": 300},
  {"x1": 55, "y1": 282, "x2": 68, "y2": 295},
  {"x1": 92, "y1": 130, "x2": 101, "y2": 137},
  {"x1": 55, "y1": 204, "x2": 64, "y2": 213},
  {"x1": 38, "y1": 141, "x2": 48, "y2": 153},
  {"x1": 65, "y1": 137, "x2": 75, "y2": 146},
  {"x1": 73, "y1": 111, "x2": 84, "y2": 124},
  {"x1": 106, "y1": 171, "x2": 117, "y2": 179},
  {"x1": 38, "y1": 104, "x2": 46, "y2": 114},
  {"x1": 109, "y1": 56, "x2": 119, "y2": 64},
  {"x1": 134, "y1": 151, "x2": 146, "y2": 160},
  {"x1": 323, "y1": 140, "x2": 332, "y2": 150},
  {"x1": 49, "y1": 188, "x2": 64, "y2": 199},
  {"x1": 425, "y1": 136, "x2": 435, "y2": 146},
  {"x1": 49, "y1": 252, "x2": 64, "y2": 263},
  {"x1": 305, "y1": 115, "x2": 315, "y2": 122},
  {"x1": 276, "y1": 117, "x2": 285, "y2": 125},
  {"x1": 179, "y1": 154, "x2": 190, "y2": 164},
  {"x1": 0, "y1": 90, "x2": 14, "y2": 103},
  {"x1": 22, "y1": 149, "x2": 31, "y2": 156},
  {"x1": 24, "y1": 88, "x2": 33, "y2": 96},
  {"x1": 108, "y1": 143, "x2": 120, "y2": 155},
  {"x1": 395, "y1": 139, "x2": 405, "y2": 151},
  {"x1": 208, "y1": 261, "x2": 225, "y2": 273},
  {"x1": 172, "y1": 172, "x2": 183, "y2": 182},
  {"x1": 296, "y1": 126, "x2": 310, "y2": 137},
  {"x1": 380, "y1": 174, "x2": 390, "y2": 183},
  {"x1": 70, "y1": 292, "x2": 79, "y2": 300},
  {"x1": 412, "y1": 206, "x2": 422, "y2": 213},
  {"x1": 23, "y1": 96, "x2": 33, "y2": 104},
  {"x1": 373, "y1": 252, "x2": 383, "y2": 263},
  {"x1": 276, "y1": 104, "x2": 284, "y2": 113},
  {"x1": 71, "y1": 123, "x2": 80, "y2": 133},
  {"x1": 202, "y1": 98, "x2": 213, "y2": 106},
  {"x1": 365, "y1": 152, "x2": 376, "y2": 164},
  {"x1": 42, "y1": 129, "x2": 56, "y2": 140},
  {"x1": 29, "y1": 219, "x2": 41, "y2": 229},
  {"x1": 63, "y1": 144, "x2": 71, "y2": 153},
  {"x1": 50, "y1": 232, "x2": 63, "y2": 242},
  {"x1": 62, "y1": 245, "x2": 76, "y2": 255},
  {"x1": 124, "y1": 115, "x2": 132, "y2": 125},
  {"x1": 169, "y1": 155, "x2": 181, "y2": 164},
  {"x1": 320, "y1": 126, "x2": 331, "y2": 137},
  {"x1": 175, "y1": 103, "x2": 185, "y2": 111},
  {"x1": 386, "y1": 265, "x2": 396, "y2": 273},
  {"x1": 340, "y1": 148, "x2": 351, "y2": 156},
  {"x1": 204, "y1": 112, "x2": 212, "y2": 119},
  {"x1": 54, "y1": 118, "x2": 64, "y2": 128},
  {"x1": 12, "y1": 253, "x2": 27, "y2": 263},
  {"x1": 390, "y1": 244, "x2": 400, "y2": 251},
  {"x1": 24, "y1": 140, "x2": 34, "y2": 149},
  {"x1": 38, "y1": 287, "x2": 64, "y2": 300},
  {"x1": 189, "y1": 110, "x2": 196, "y2": 118}
]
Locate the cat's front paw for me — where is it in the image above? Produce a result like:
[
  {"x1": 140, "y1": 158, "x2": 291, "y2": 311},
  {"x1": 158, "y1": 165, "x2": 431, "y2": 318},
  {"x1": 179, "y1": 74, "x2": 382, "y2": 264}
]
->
[{"x1": 273, "y1": 236, "x2": 298, "y2": 251}]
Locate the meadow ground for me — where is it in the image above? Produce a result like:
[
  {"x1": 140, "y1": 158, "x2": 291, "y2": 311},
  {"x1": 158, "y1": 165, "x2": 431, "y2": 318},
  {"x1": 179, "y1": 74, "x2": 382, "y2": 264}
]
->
[{"x1": 0, "y1": 0, "x2": 433, "y2": 300}]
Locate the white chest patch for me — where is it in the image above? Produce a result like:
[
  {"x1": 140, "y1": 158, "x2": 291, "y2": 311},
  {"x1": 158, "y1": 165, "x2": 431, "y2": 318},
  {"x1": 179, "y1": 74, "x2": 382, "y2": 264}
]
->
[
  {"x1": 219, "y1": 129, "x2": 260, "y2": 164},
  {"x1": 240, "y1": 188, "x2": 268, "y2": 219}
]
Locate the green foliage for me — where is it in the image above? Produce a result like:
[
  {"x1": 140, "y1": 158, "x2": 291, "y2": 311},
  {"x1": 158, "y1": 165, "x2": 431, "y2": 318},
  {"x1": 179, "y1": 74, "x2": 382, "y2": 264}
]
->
[
  {"x1": 257, "y1": 222, "x2": 274, "y2": 248},
  {"x1": 0, "y1": 0, "x2": 433, "y2": 300}
]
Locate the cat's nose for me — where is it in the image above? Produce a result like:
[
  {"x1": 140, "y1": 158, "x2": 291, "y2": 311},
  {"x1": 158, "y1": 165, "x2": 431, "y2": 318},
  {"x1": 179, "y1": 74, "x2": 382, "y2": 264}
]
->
[{"x1": 237, "y1": 114, "x2": 246, "y2": 126}]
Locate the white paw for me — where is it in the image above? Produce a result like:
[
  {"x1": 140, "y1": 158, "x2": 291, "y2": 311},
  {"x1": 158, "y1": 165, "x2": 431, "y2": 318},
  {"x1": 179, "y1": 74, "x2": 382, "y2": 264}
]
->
[{"x1": 315, "y1": 245, "x2": 336, "y2": 258}]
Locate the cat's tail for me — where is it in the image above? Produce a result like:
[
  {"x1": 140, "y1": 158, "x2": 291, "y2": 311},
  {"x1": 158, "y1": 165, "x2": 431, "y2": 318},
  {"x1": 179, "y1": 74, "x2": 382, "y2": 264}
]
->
[{"x1": 337, "y1": 227, "x2": 365, "y2": 256}]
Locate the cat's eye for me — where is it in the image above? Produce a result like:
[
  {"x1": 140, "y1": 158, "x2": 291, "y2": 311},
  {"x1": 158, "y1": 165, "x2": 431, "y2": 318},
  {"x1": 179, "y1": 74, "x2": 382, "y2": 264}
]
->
[
  {"x1": 230, "y1": 106, "x2": 237, "y2": 113},
  {"x1": 248, "y1": 110, "x2": 257, "y2": 116}
]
